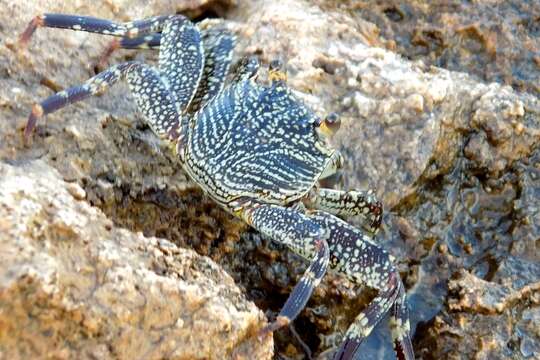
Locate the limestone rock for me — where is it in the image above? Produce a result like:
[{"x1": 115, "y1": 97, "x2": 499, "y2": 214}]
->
[{"x1": 0, "y1": 161, "x2": 271, "y2": 359}]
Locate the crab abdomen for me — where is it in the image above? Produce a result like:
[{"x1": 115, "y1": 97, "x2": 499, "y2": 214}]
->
[{"x1": 184, "y1": 80, "x2": 334, "y2": 206}]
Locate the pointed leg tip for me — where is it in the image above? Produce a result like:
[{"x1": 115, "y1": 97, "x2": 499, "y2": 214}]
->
[
  {"x1": 395, "y1": 337, "x2": 415, "y2": 360},
  {"x1": 96, "y1": 39, "x2": 121, "y2": 71},
  {"x1": 24, "y1": 104, "x2": 43, "y2": 141},
  {"x1": 18, "y1": 15, "x2": 45, "y2": 49},
  {"x1": 257, "y1": 315, "x2": 290, "y2": 340}
]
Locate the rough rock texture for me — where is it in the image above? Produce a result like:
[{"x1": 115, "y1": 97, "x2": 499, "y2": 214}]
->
[
  {"x1": 0, "y1": 161, "x2": 271, "y2": 359},
  {"x1": 1, "y1": 0, "x2": 539, "y2": 359},
  {"x1": 315, "y1": 0, "x2": 540, "y2": 96},
  {"x1": 0, "y1": 1, "x2": 271, "y2": 360}
]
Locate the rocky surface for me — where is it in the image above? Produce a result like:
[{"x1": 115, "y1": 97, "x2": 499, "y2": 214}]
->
[
  {"x1": 0, "y1": 161, "x2": 271, "y2": 359},
  {"x1": 1, "y1": 0, "x2": 539, "y2": 359},
  {"x1": 315, "y1": 0, "x2": 540, "y2": 96}
]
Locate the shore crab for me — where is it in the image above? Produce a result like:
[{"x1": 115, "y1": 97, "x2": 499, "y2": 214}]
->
[{"x1": 19, "y1": 13, "x2": 414, "y2": 359}]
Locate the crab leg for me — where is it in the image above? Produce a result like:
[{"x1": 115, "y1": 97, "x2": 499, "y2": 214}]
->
[
  {"x1": 110, "y1": 33, "x2": 162, "y2": 50},
  {"x1": 242, "y1": 204, "x2": 330, "y2": 333},
  {"x1": 306, "y1": 188, "x2": 383, "y2": 233},
  {"x1": 259, "y1": 238, "x2": 329, "y2": 336},
  {"x1": 19, "y1": 14, "x2": 177, "y2": 46},
  {"x1": 319, "y1": 151, "x2": 344, "y2": 179},
  {"x1": 94, "y1": 33, "x2": 162, "y2": 69},
  {"x1": 24, "y1": 62, "x2": 182, "y2": 141},
  {"x1": 95, "y1": 26, "x2": 236, "y2": 114},
  {"x1": 307, "y1": 211, "x2": 413, "y2": 360},
  {"x1": 390, "y1": 282, "x2": 414, "y2": 360},
  {"x1": 334, "y1": 273, "x2": 401, "y2": 359},
  {"x1": 19, "y1": 14, "x2": 205, "y2": 112},
  {"x1": 187, "y1": 27, "x2": 236, "y2": 113}
]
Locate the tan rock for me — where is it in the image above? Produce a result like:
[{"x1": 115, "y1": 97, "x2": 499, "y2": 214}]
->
[{"x1": 0, "y1": 161, "x2": 272, "y2": 359}]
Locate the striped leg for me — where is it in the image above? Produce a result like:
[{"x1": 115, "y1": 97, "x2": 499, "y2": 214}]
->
[
  {"x1": 306, "y1": 188, "x2": 383, "y2": 234},
  {"x1": 307, "y1": 211, "x2": 413, "y2": 360},
  {"x1": 97, "y1": 27, "x2": 236, "y2": 113},
  {"x1": 242, "y1": 204, "x2": 330, "y2": 333},
  {"x1": 187, "y1": 27, "x2": 235, "y2": 113},
  {"x1": 334, "y1": 274, "x2": 401, "y2": 360},
  {"x1": 25, "y1": 62, "x2": 182, "y2": 140},
  {"x1": 19, "y1": 13, "x2": 177, "y2": 47},
  {"x1": 19, "y1": 13, "x2": 205, "y2": 113}
]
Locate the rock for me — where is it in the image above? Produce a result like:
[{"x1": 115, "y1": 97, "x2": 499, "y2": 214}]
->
[
  {"x1": 448, "y1": 268, "x2": 540, "y2": 315},
  {"x1": 0, "y1": 161, "x2": 271, "y2": 359},
  {"x1": 1, "y1": 0, "x2": 539, "y2": 359},
  {"x1": 417, "y1": 262, "x2": 540, "y2": 359},
  {"x1": 313, "y1": 0, "x2": 540, "y2": 96}
]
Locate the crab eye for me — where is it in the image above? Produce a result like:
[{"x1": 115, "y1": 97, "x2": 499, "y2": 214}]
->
[
  {"x1": 318, "y1": 112, "x2": 341, "y2": 137},
  {"x1": 268, "y1": 59, "x2": 287, "y2": 83},
  {"x1": 325, "y1": 112, "x2": 340, "y2": 127},
  {"x1": 269, "y1": 59, "x2": 284, "y2": 72}
]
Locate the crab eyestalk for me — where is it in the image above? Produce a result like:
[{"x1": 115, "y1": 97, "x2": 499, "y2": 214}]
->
[
  {"x1": 268, "y1": 59, "x2": 287, "y2": 83},
  {"x1": 317, "y1": 112, "x2": 341, "y2": 138}
]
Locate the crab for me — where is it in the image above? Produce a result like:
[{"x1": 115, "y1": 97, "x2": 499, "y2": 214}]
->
[{"x1": 19, "y1": 13, "x2": 414, "y2": 360}]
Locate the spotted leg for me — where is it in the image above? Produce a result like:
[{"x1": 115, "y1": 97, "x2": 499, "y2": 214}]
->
[
  {"x1": 240, "y1": 203, "x2": 330, "y2": 334},
  {"x1": 95, "y1": 26, "x2": 237, "y2": 114},
  {"x1": 305, "y1": 188, "x2": 383, "y2": 234},
  {"x1": 307, "y1": 211, "x2": 413, "y2": 360},
  {"x1": 19, "y1": 14, "x2": 206, "y2": 113},
  {"x1": 390, "y1": 282, "x2": 414, "y2": 360},
  {"x1": 24, "y1": 62, "x2": 183, "y2": 141},
  {"x1": 19, "y1": 14, "x2": 177, "y2": 46},
  {"x1": 187, "y1": 26, "x2": 236, "y2": 113}
]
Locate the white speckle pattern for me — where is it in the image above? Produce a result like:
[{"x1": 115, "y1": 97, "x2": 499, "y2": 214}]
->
[
  {"x1": 26, "y1": 14, "x2": 413, "y2": 359},
  {"x1": 187, "y1": 27, "x2": 235, "y2": 113},
  {"x1": 159, "y1": 17, "x2": 204, "y2": 113},
  {"x1": 184, "y1": 80, "x2": 334, "y2": 205}
]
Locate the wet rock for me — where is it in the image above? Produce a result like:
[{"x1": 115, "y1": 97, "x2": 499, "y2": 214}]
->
[
  {"x1": 1, "y1": 0, "x2": 539, "y2": 359},
  {"x1": 416, "y1": 261, "x2": 540, "y2": 359},
  {"x1": 448, "y1": 268, "x2": 539, "y2": 315},
  {"x1": 229, "y1": 0, "x2": 540, "y2": 358}
]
